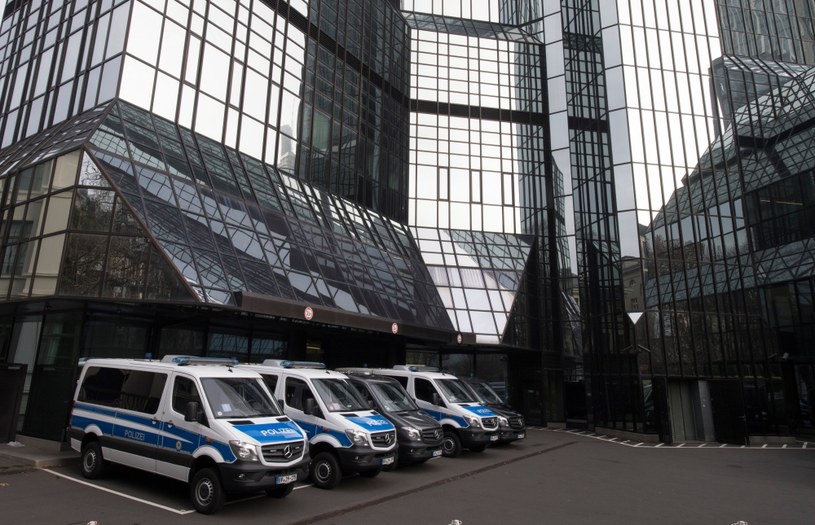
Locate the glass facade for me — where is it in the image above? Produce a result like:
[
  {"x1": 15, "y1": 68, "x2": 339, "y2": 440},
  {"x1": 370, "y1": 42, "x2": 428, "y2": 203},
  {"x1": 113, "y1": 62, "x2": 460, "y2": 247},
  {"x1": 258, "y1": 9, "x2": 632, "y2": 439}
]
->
[{"x1": 0, "y1": 0, "x2": 814, "y2": 443}]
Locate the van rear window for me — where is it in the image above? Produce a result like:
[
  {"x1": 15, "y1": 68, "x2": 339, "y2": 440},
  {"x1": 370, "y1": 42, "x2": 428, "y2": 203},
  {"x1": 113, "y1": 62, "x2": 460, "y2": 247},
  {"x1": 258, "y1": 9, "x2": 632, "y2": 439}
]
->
[{"x1": 79, "y1": 366, "x2": 167, "y2": 414}]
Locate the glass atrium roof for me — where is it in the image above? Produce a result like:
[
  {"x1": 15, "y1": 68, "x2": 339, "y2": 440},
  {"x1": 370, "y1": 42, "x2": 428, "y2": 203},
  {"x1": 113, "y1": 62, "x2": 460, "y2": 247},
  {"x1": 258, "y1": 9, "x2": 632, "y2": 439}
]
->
[
  {"x1": 0, "y1": 100, "x2": 534, "y2": 342},
  {"x1": 412, "y1": 227, "x2": 533, "y2": 343},
  {"x1": 646, "y1": 67, "x2": 815, "y2": 305},
  {"x1": 402, "y1": 12, "x2": 542, "y2": 43}
]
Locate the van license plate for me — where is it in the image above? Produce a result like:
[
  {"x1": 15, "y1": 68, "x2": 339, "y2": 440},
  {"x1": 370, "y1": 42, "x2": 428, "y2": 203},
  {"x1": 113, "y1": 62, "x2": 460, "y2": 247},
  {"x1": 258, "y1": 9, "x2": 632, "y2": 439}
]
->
[
  {"x1": 432, "y1": 449, "x2": 442, "y2": 457},
  {"x1": 381, "y1": 456, "x2": 395, "y2": 466},
  {"x1": 517, "y1": 433, "x2": 525, "y2": 439},
  {"x1": 490, "y1": 434, "x2": 499, "y2": 441},
  {"x1": 276, "y1": 473, "x2": 297, "y2": 485}
]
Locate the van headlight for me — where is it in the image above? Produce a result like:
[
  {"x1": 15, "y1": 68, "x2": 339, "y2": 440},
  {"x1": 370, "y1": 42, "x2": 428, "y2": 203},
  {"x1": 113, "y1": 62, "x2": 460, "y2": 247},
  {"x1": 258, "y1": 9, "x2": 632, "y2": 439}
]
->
[
  {"x1": 345, "y1": 429, "x2": 369, "y2": 447},
  {"x1": 498, "y1": 416, "x2": 510, "y2": 429},
  {"x1": 229, "y1": 440, "x2": 259, "y2": 461},
  {"x1": 402, "y1": 426, "x2": 421, "y2": 441},
  {"x1": 464, "y1": 415, "x2": 481, "y2": 429}
]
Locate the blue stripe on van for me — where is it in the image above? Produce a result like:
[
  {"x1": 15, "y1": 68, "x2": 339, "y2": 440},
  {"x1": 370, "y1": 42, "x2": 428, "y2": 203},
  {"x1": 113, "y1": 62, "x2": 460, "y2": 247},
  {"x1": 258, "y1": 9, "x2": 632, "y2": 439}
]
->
[
  {"x1": 233, "y1": 421, "x2": 304, "y2": 443},
  {"x1": 421, "y1": 408, "x2": 467, "y2": 427},
  {"x1": 70, "y1": 413, "x2": 114, "y2": 436},
  {"x1": 292, "y1": 419, "x2": 352, "y2": 447},
  {"x1": 463, "y1": 405, "x2": 497, "y2": 418},
  {"x1": 344, "y1": 414, "x2": 394, "y2": 432}
]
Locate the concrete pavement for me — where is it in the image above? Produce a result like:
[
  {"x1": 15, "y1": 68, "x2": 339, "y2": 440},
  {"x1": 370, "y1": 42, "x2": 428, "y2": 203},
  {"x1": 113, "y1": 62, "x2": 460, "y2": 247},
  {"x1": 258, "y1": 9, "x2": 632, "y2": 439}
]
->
[{"x1": 0, "y1": 435, "x2": 79, "y2": 474}]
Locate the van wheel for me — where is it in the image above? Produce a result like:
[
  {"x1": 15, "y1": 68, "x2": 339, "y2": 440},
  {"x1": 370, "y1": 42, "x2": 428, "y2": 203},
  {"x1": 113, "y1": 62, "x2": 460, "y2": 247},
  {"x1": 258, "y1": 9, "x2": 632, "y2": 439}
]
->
[
  {"x1": 81, "y1": 441, "x2": 105, "y2": 479},
  {"x1": 266, "y1": 483, "x2": 294, "y2": 498},
  {"x1": 442, "y1": 431, "x2": 462, "y2": 458},
  {"x1": 310, "y1": 452, "x2": 341, "y2": 489},
  {"x1": 191, "y1": 467, "x2": 225, "y2": 514},
  {"x1": 358, "y1": 468, "x2": 380, "y2": 478}
]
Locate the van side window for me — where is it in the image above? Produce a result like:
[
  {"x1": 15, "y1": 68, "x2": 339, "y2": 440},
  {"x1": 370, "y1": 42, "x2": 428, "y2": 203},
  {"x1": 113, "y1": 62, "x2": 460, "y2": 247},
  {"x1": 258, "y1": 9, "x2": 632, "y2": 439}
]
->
[
  {"x1": 172, "y1": 376, "x2": 201, "y2": 414},
  {"x1": 260, "y1": 374, "x2": 279, "y2": 398},
  {"x1": 79, "y1": 367, "x2": 166, "y2": 414},
  {"x1": 120, "y1": 371, "x2": 167, "y2": 414},
  {"x1": 415, "y1": 378, "x2": 437, "y2": 403},
  {"x1": 79, "y1": 366, "x2": 125, "y2": 407},
  {"x1": 285, "y1": 377, "x2": 314, "y2": 411}
]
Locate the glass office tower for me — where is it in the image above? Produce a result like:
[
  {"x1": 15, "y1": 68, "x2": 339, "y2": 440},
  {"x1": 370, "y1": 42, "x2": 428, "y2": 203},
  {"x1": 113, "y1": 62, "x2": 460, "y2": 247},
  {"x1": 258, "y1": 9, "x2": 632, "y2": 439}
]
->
[
  {"x1": 543, "y1": 0, "x2": 815, "y2": 443},
  {"x1": 0, "y1": 0, "x2": 813, "y2": 444}
]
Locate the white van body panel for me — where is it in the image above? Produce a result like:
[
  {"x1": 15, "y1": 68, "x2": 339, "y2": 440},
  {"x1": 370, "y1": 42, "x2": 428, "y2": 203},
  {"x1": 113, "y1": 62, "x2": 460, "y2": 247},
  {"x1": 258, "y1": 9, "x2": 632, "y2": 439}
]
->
[{"x1": 69, "y1": 358, "x2": 310, "y2": 500}]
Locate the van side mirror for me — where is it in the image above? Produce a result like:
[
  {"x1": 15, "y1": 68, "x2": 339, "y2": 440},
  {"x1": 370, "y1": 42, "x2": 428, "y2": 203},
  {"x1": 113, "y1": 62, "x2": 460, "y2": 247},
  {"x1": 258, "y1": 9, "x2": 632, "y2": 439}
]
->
[
  {"x1": 184, "y1": 401, "x2": 202, "y2": 423},
  {"x1": 304, "y1": 397, "x2": 318, "y2": 416}
]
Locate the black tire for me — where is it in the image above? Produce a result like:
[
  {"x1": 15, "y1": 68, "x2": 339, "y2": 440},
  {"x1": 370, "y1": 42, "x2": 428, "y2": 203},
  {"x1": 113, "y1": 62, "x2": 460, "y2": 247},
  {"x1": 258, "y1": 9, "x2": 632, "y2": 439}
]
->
[
  {"x1": 191, "y1": 467, "x2": 225, "y2": 514},
  {"x1": 309, "y1": 451, "x2": 342, "y2": 489},
  {"x1": 80, "y1": 441, "x2": 105, "y2": 479},
  {"x1": 468, "y1": 443, "x2": 488, "y2": 453},
  {"x1": 357, "y1": 468, "x2": 381, "y2": 478},
  {"x1": 266, "y1": 483, "x2": 294, "y2": 498},
  {"x1": 442, "y1": 431, "x2": 462, "y2": 458}
]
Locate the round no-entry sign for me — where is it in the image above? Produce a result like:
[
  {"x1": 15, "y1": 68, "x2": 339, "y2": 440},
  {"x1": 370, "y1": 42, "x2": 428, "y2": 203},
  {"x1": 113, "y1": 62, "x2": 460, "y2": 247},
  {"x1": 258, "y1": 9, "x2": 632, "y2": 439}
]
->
[{"x1": 304, "y1": 306, "x2": 314, "y2": 320}]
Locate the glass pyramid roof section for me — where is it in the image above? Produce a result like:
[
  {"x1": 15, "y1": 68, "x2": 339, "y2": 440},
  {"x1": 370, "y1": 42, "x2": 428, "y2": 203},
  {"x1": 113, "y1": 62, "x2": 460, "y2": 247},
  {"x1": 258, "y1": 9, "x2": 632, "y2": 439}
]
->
[
  {"x1": 411, "y1": 227, "x2": 533, "y2": 344},
  {"x1": 402, "y1": 12, "x2": 542, "y2": 43},
  {"x1": 645, "y1": 67, "x2": 815, "y2": 306},
  {"x1": 0, "y1": 100, "x2": 453, "y2": 332}
]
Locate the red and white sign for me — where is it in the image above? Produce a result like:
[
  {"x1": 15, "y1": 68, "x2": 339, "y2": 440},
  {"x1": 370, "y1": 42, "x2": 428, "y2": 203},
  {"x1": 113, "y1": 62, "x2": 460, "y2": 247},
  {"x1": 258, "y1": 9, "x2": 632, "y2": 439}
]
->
[
  {"x1": 391, "y1": 322, "x2": 399, "y2": 334},
  {"x1": 304, "y1": 306, "x2": 314, "y2": 321}
]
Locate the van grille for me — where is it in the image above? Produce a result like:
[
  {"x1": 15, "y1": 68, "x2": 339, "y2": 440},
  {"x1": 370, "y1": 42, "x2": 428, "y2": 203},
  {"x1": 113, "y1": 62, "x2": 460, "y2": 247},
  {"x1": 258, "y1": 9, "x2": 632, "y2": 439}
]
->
[
  {"x1": 370, "y1": 430, "x2": 396, "y2": 448},
  {"x1": 421, "y1": 428, "x2": 443, "y2": 444},
  {"x1": 508, "y1": 415, "x2": 525, "y2": 430},
  {"x1": 261, "y1": 441, "x2": 304, "y2": 463},
  {"x1": 481, "y1": 417, "x2": 498, "y2": 430}
]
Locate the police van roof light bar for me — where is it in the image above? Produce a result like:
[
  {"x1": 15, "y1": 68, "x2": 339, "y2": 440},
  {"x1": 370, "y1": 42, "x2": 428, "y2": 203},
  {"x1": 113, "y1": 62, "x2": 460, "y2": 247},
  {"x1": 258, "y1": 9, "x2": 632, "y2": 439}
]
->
[
  {"x1": 161, "y1": 355, "x2": 239, "y2": 366},
  {"x1": 393, "y1": 364, "x2": 440, "y2": 372},
  {"x1": 262, "y1": 359, "x2": 326, "y2": 369}
]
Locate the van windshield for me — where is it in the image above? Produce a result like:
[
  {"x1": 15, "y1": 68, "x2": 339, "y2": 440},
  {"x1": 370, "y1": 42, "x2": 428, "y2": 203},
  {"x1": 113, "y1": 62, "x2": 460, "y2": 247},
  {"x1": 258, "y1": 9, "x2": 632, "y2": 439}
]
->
[
  {"x1": 436, "y1": 379, "x2": 479, "y2": 403},
  {"x1": 313, "y1": 378, "x2": 369, "y2": 412},
  {"x1": 369, "y1": 381, "x2": 419, "y2": 412},
  {"x1": 201, "y1": 377, "x2": 282, "y2": 419},
  {"x1": 467, "y1": 381, "x2": 503, "y2": 404}
]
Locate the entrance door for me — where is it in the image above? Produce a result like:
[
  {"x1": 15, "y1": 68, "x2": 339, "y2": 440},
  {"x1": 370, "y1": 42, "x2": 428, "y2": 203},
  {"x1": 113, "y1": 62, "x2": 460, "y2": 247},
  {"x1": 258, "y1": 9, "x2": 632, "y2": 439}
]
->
[
  {"x1": 668, "y1": 381, "x2": 700, "y2": 442},
  {"x1": 21, "y1": 313, "x2": 81, "y2": 440},
  {"x1": 0, "y1": 363, "x2": 27, "y2": 441},
  {"x1": 708, "y1": 380, "x2": 748, "y2": 445}
]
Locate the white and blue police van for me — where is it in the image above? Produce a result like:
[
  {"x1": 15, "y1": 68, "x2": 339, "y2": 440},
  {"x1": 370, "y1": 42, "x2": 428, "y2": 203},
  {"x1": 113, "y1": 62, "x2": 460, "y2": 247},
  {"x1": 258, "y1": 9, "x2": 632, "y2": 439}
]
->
[
  {"x1": 240, "y1": 360, "x2": 397, "y2": 489},
  {"x1": 337, "y1": 367, "x2": 444, "y2": 466},
  {"x1": 69, "y1": 356, "x2": 310, "y2": 514},
  {"x1": 373, "y1": 365, "x2": 499, "y2": 457}
]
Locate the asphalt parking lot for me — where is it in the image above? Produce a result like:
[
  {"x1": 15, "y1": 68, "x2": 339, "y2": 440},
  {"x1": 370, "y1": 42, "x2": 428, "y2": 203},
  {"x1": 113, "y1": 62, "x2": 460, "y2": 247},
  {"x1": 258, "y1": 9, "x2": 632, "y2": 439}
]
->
[{"x1": 1, "y1": 428, "x2": 813, "y2": 525}]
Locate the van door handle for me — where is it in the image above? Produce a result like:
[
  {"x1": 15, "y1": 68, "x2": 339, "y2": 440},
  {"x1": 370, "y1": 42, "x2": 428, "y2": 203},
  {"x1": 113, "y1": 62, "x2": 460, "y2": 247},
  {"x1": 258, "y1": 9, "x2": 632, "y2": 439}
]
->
[{"x1": 151, "y1": 417, "x2": 159, "y2": 425}]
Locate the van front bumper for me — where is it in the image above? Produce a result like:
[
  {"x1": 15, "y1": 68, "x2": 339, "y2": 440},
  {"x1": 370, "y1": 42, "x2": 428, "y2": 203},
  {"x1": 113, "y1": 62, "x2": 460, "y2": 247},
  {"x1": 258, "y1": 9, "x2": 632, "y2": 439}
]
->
[
  {"x1": 398, "y1": 442, "x2": 444, "y2": 463},
  {"x1": 459, "y1": 428, "x2": 499, "y2": 449},
  {"x1": 218, "y1": 456, "x2": 310, "y2": 495},
  {"x1": 497, "y1": 428, "x2": 526, "y2": 443},
  {"x1": 336, "y1": 446, "x2": 396, "y2": 474}
]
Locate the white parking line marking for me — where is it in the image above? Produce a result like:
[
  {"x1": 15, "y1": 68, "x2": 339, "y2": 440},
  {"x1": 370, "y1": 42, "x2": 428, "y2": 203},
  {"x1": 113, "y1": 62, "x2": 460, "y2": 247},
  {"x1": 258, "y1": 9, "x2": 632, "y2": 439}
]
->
[
  {"x1": 41, "y1": 469, "x2": 195, "y2": 515},
  {"x1": 543, "y1": 429, "x2": 813, "y2": 450}
]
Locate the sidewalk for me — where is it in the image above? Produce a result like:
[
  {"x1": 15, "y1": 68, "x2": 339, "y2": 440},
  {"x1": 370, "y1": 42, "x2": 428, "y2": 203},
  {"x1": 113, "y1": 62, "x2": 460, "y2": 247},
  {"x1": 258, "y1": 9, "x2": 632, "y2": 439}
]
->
[{"x1": 0, "y1": 435, "x2": 79, "y2": 475}]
